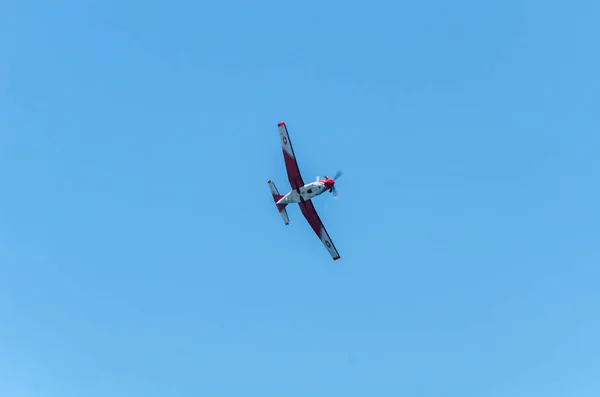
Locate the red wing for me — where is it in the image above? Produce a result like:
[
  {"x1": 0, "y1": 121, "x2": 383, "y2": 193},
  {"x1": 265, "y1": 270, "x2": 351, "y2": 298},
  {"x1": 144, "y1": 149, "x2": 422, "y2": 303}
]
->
[
  {"x1": 298, "y1": 199, "x2": 341, "y2": 261},
  {"x1": 278, "y1": 122, "x2": 305, "y2": 190}
]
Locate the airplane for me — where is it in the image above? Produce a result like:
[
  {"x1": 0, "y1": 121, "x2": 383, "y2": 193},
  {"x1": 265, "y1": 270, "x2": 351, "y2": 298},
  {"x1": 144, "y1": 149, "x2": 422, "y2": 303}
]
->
[{"x1": 268, "y1": 121, "x2": 342, "y2": 261}]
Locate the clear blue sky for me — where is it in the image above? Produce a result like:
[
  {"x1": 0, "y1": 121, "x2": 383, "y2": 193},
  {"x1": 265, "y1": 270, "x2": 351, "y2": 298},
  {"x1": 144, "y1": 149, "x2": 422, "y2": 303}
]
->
[{"x1": 1, "y1": 0, "x2": 599, "y2": 396}]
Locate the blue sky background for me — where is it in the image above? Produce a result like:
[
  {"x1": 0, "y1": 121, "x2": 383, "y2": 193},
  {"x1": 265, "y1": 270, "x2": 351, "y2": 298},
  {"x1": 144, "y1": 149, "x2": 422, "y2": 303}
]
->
[{"x1": 1, "y1": 0, "x2": 599, "y2": 396}]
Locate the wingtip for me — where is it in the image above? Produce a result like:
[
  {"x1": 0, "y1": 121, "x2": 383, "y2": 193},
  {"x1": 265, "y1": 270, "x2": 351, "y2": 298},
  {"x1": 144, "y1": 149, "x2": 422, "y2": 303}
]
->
[
  {"x1": 277, "y1": 121, "x2": 286, "y2": 127},
  {"x1": 333, "y1": 256, "x2": 341, "y2": 261}
]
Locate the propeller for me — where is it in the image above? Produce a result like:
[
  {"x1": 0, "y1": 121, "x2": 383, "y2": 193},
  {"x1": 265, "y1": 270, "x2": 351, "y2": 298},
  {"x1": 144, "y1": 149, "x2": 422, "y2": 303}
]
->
[
  {"x1": 328, "y1": 170, "x2": 343, "y2": 199},
  {"x1": 332, "y1": 185, "x2": 339, "y2": 199}
]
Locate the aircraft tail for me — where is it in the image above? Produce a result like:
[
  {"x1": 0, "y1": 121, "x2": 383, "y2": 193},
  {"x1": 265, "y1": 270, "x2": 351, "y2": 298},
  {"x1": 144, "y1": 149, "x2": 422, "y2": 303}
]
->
[{"x1": 268, "y1": 180, "x2": 289, "y2": 225}]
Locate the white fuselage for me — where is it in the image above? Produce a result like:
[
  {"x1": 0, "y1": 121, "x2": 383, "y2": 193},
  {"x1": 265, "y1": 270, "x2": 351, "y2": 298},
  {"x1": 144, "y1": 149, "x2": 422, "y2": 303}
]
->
[{"x1": 276, "y1": 181, "x2": 328, "y2": 204}]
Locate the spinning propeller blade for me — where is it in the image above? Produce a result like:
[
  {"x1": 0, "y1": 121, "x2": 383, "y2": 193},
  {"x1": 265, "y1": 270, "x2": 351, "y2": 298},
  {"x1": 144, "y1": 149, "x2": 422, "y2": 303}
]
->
[{"x1": 326, "y1": 170, "x2": 342, "y2": 199}]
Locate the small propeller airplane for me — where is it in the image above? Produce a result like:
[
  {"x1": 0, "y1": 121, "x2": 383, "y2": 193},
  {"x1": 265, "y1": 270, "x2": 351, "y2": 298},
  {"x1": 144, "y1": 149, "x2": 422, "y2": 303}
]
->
[{"x1": 268, "y1": 121, "x2": 342, "y2": 261}]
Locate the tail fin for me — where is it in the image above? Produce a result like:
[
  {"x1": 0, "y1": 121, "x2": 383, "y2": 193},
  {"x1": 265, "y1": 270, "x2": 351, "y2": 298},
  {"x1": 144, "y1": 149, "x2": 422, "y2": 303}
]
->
[{"x1": 268, "y1": 180, "x2": 289, "y2": 225}]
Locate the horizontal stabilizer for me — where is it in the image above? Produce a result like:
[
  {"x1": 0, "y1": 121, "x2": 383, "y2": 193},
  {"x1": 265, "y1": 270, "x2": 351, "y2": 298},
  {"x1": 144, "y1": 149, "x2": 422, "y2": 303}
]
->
[{"x1": 268, "y1": 180, "x2": 289, "y2": 225}]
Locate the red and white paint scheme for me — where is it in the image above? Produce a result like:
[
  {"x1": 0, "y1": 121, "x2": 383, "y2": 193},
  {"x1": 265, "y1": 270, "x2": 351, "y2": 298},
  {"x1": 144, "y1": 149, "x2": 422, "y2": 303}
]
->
[{"x1": 268, "y1": 121, "x2": 342, "y2": 261}]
